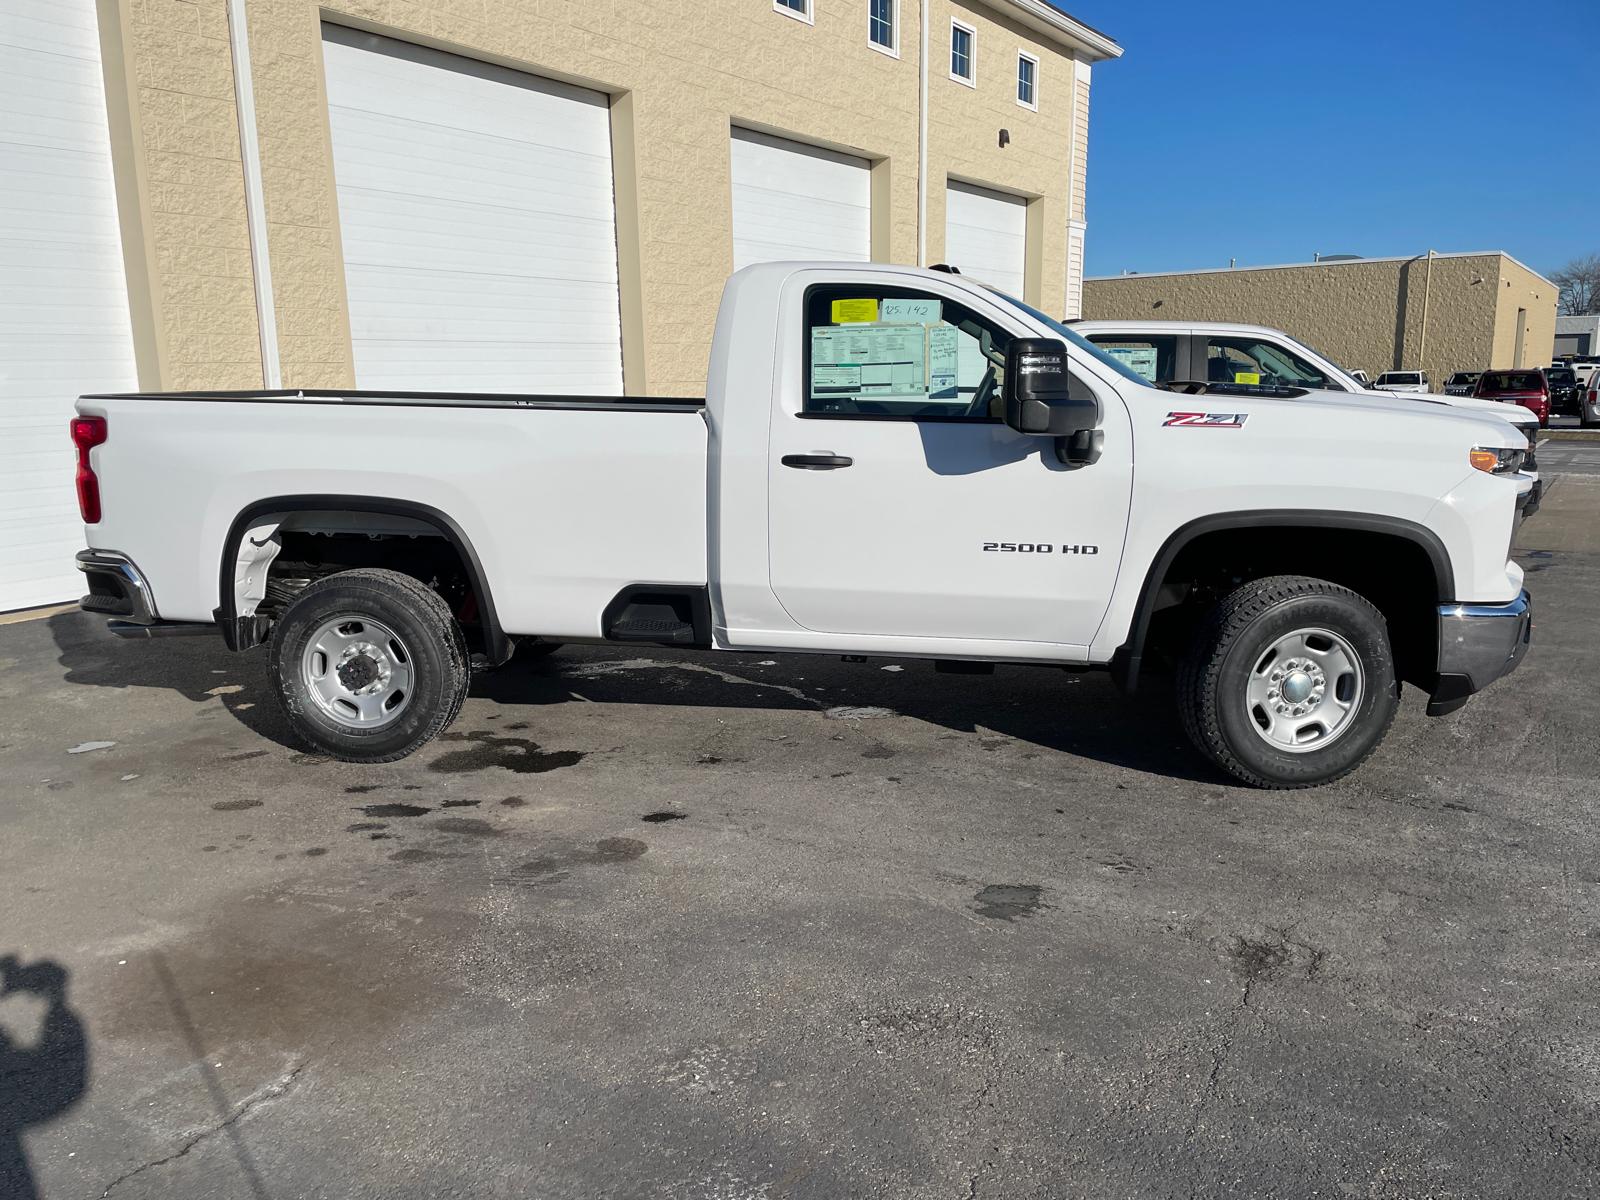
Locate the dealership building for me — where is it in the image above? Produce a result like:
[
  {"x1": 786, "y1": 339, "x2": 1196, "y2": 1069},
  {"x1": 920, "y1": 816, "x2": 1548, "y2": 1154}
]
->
[
  {"x1": 1083, "y1": 252, "x2": 1558, "y2": 389},
  {"x1": 0, "y1": 0, "x2": 1119, "y2": 612}
]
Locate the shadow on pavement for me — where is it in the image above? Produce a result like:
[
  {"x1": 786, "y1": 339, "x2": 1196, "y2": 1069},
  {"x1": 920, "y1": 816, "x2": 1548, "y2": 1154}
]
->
[
  {"x1": 49, "y1": 611, "x2": 296, "y2": 746},
  {"x1": 0, "y1": 956, "x2": 88, "y2": 1200},
  {"x1": 50, "y1": 608, "x2": 1223, "y2": 785}
]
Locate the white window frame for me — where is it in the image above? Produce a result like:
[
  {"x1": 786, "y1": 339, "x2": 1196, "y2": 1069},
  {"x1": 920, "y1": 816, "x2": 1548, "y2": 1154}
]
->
[
  {"x1": 949, "y1": 19, "x2": 976, "y2": 86},
  {"x1": 868, "y1": 0, "x2": 900, "y2": 59},
  {"x1": 1016, "y1": 50, "x2": 1039, "y2": 110},
  {"x1": 774, "y1": 0, "x2": 813, "y2": 25}
]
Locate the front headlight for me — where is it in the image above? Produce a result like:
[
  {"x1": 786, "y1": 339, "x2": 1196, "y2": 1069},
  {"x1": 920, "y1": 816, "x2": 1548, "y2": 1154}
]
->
[{"x1": 1470, "y1": 446, "x2": 1526, "y2": 475}]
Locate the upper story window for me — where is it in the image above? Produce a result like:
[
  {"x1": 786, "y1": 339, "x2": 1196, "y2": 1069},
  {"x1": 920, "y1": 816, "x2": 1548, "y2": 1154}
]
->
[
  {"x1": 1017, "y1": 52, "x2": 1038, "y2": 109},
  {"x1": 774, "y1": 0, "x2": 812, "y2": 24},
  {"x1": 869, "y1": 0, "x2": 896, "y2": 55},
  {"x1": 950, "y1": 20, "x2": 975, "y2": 86}
]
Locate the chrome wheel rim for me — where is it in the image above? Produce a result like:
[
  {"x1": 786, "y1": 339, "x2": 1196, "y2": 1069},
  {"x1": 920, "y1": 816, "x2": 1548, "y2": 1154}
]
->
[
  {"x1": 1244, "y1": 627, "x2": 1364, "y2": 754},
  {"x1": 301, "y1": 614, "x2": 414, "y2": 729}
]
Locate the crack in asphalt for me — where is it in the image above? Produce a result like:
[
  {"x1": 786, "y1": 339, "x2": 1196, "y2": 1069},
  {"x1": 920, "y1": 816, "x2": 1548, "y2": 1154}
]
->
[{"x1": 100, "y1": 1063, "x2": 306, "y2": 1196}]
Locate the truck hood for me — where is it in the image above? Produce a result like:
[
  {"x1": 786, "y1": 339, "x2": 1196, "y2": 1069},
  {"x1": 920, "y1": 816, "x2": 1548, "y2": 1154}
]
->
[
  {"x1": 1241, "y1": 386, "x2": 1531, "y2": 447},
  {"x1": 1329, "y1": 387, "x2": 1537, "y2": 433}
]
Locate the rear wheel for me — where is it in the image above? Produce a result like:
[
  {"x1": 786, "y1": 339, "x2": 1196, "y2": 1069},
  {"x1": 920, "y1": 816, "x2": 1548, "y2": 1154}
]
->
[
  {"x1": 1177, "y1": 575, "x2": 1399, "y2": 789},
  {"x1": 269, "y1": 568, "x2": 469, "y2": 763}
]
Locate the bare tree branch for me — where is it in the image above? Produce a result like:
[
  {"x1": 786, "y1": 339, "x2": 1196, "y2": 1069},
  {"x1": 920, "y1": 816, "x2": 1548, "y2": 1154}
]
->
[{"x1": 1550, "y1": 253, "x2": 1600, "y2": 316}]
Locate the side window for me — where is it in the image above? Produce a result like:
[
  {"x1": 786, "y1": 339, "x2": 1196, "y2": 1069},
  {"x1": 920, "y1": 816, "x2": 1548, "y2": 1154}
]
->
[
  {"x1": 1082, "y1": 335, "x2": 1178, "y2": 384},
  {"x1": 803, "y1": 286, "x2": 1012, "y2": 419},
  {"x1": 1204, "y1": 337, "x2": 1333, "y2": 392}
]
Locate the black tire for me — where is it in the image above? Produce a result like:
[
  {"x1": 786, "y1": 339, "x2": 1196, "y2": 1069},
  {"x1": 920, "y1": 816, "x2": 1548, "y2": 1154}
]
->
[
  {"x1": 268, "y1": 568, "x2": 469, "y2": 763},
  {"x1": 1176, "y1": 575, "x2": 1399, "y2": 789}
]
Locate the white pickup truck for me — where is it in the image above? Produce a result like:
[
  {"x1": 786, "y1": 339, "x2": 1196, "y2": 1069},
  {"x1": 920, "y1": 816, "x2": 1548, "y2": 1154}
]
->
[{"x1": 73, "y1": 263, "x2": 1532, "y2": 789}]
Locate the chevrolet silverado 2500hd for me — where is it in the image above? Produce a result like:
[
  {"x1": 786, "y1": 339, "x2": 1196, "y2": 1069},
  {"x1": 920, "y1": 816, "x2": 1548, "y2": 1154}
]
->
[{"x1": 73, "y1": 263, "x2": 1532, "y2": 788}]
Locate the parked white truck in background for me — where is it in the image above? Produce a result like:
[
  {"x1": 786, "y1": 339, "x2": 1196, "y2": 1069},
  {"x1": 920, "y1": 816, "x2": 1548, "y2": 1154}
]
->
[
  {"x1": 73, "y1": 263, "x2": 1532, "y2": 789},
  {"x1": 1073, "y1": 319, "x2": 1544, "y2": 515}
]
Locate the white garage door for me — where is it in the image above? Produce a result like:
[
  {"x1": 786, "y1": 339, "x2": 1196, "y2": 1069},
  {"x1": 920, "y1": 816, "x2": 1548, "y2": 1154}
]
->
[
  {"x1": 944, "y1": 180, "x2": 1027, "y2": 297},
  {"x1": 0, "y1": 0, "x2": 138, "y2": 611},
  {"x1": 322, "y1": 26, "x2": 623, "y2": 394},
  {"x1": 730, "y1": 128, "x2": 871, "y2": 271}
]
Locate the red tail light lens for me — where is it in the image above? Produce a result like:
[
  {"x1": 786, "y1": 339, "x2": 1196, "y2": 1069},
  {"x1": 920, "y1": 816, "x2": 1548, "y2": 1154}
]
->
[{"x1": 71, "y1": 416, "x2": 107, "y2": 524}]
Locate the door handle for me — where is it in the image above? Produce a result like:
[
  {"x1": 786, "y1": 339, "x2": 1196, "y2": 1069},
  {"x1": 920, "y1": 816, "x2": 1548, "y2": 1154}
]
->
[{"x1": 781, "y1": 454, "x2": 853, "y2": 470}]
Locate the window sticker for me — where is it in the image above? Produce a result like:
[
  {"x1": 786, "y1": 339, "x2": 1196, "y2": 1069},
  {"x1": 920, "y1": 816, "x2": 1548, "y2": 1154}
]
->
[
  {"x1": 1233, "y1": 371, "x2": 1261, "y2": 385},
  {"x1": 811, "y1": 326, "x2": 927, "y2": 398},
  {"x1": 879, "y1": 298, "x2": 942, "y2": 324},
  {"x1": 928, "y1": 324, "x2": 960, "y2": 398},
  {"x1": 831, "y1": 298, "x2": 879, "y2": 324},
  {"x1": 1105, "y1": 347, "x2": 1158, "y2": 381}
]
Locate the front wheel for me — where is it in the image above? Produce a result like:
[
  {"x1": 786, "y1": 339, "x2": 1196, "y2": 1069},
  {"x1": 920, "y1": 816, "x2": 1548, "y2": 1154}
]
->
[
  {"x1": 1177, "y1": 575, "x2": 1399, "y2": 789},
  {"x1": 269, "y1": 568, "x2": 470, "y2": 763}
]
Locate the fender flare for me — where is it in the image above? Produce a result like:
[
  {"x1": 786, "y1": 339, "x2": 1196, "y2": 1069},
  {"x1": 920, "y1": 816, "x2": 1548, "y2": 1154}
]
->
[
  {"x1": 215, "y1": 494, "x2": 510, "y2": 664},
  {"x1": 1108, "y1": 509, "x2": 1453, "y2": 694}
]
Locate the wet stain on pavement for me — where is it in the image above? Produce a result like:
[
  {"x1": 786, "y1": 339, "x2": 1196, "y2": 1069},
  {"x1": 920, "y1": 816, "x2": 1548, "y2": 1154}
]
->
[
  {"x1": 356, "y1": 803, "x2": 431, "y2": 818},
  {"x1": 224, "y1": 751, "x2": 270, "y2": 762},
  {"x1": 500, "y1": 797, "x2": 526, "y2": 808},
  {"x1": 442, "y1": 799, "x2": 481, "y2": 807},
  {"x1": 641, "y1": 811, "x2": 687, "y2": 823},
  {"x1": 346, "y1": 822, "x2": 387, "y2": 833},
  {"x1": 212, "y1": 799, "x2": 263, "y2": 811},
  {"x1": 389, "y1": 848, "x2": 458, "y2": 864},
  {"x1": 304, "y1": 847, "x2": 328, "y2": 857},
  {"x1": 431, "y1": 817, "x2": 502, "y2": 837},
  {"x1": 514, "y1": 838, "x2": 648, "y2": 879},
  {"x1": 345, "y1": 785, "x2": 384, "y2": 794},
  {"x1": 861, "y1": 744, "x2": 897, "y2": 759},
  {"x1": 428, "y1": 730, "x2": 585, "y2": 775},
  {"x1": 972, "y1": 884, "x2": 1045, "y2": 922}
]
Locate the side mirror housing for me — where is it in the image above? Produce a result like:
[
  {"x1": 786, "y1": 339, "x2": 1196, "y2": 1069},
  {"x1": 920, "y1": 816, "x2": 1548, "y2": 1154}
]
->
[{"x1": 1003, "y1": 338, "x2": 1098, "y2": 437}]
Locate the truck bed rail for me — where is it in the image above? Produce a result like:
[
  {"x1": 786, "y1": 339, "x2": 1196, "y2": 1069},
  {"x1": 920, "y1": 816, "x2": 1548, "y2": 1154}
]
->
[{"x1": 78, "y1": 388, "x2": 706, "y2": 414}]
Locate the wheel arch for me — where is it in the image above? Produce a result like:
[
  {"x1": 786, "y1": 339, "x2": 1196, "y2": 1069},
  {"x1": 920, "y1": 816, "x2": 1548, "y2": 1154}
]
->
[
  {"x1": 215, "y1": 494, "x2": 509, "y2": 664},
  {"x1": 1110, "y1": 510, "x2": 1453, "y2": 694}
]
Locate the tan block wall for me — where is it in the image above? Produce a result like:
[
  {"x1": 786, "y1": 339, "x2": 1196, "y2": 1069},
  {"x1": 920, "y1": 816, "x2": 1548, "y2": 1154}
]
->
[
  {"x1": 102, "y1": 0, "x2": 1101, "y2": 396},
  {"x1": 1491, "y1": 258, "x2": 1558, "y2": 370},
  {"x1": 123, "y1": 0, "x2": 263, "y2": 389},
  {"x1": 1082, "y1": 254, "x2": 1555, "y2": 389}
]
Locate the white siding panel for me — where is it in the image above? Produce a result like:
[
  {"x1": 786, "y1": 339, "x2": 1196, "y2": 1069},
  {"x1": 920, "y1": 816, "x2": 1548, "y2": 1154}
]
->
[
  {"x1": 0, "y1": 0, "x2": 138, "y2": 610},
  {"x1": 730, "y1": 129, "x2": 871, "y2": 271},
  {"x1": 944, "y1": 180, "x2": 1027, "y2": 298},
  {"x1": 321, "y1": 27, "x2": 623, "y2": 393}
]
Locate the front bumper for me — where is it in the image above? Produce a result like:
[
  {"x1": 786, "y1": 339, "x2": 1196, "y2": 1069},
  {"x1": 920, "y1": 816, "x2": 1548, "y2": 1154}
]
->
[{"x1": 1427, "y1": 590, "x2": 1532, "y2": 716}]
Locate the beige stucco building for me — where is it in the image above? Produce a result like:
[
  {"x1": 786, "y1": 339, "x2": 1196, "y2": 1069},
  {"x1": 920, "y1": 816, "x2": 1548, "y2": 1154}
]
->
[
  {"x1": 0, "y1": 0, "x2": 1119, "y2": 611},
  {"x1": 1082, "y1": 253, "x2": 1558, "y2": 387},
  {"x1": 92, "y1": 0, "x2": 1120, "y2": 398}
]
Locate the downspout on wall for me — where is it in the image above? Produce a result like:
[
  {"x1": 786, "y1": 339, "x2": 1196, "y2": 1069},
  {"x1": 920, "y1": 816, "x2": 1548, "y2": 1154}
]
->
[{"x1": 226, "y1": 0, "x2": 281, "y2": 389}]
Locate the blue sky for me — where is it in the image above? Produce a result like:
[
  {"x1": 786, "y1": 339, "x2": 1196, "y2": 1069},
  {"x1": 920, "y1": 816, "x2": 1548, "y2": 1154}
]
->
[{"x1": 1058, "y1": 0, "x2": 1600, "y2": 281}]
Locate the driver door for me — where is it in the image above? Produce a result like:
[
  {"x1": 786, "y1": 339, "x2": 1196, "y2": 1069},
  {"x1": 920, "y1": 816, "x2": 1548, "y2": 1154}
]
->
[{"x1": 766, "y1": 280, "x2": 1132, "y2": 648}]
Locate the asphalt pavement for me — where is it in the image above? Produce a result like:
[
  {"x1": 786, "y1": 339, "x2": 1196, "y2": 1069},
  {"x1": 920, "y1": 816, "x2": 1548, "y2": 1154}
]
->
[{"x1": 2, "y1": 487, "x2": 1598, "y2": 1199}]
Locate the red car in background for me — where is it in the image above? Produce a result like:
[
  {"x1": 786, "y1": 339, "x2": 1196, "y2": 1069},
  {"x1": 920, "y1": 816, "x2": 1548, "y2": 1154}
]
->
[{"x1": 1474, "y1": 369, "x2": 1550, "y2": 427}]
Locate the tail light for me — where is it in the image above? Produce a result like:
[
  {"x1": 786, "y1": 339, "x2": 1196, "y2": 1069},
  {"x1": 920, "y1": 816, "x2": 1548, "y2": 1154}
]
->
[{"x1": 71, "y1": 416, "x2": 107, "y2": 523}]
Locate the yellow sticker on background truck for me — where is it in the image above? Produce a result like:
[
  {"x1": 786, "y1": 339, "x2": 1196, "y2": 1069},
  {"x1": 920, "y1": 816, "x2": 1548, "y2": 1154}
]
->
[
  {"x1": 831, "y1": 298, "x2": 879, "y2": 324},
  {"x1": 1233, "y1": 372, "x2": 1261, "y2": 385}
]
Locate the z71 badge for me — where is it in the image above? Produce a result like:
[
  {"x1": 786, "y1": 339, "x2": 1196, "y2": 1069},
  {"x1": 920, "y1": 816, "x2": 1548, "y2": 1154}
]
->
[{"x1": 1163, "y1": 411, "x2": 1249, "y2": 427}]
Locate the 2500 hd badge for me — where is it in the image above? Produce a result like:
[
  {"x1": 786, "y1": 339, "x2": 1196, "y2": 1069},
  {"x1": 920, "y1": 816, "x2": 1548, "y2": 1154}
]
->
[{"x1": 982, "y1": 543, "x2": 1099, "y2": 554}]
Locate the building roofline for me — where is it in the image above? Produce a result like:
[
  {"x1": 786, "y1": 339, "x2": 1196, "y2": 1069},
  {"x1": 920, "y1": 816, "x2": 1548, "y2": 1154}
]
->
[
  {"x1": 1087, "y1": 250, "x2": 1554, "y2": 288},
  {"x1": 985, "y1": 0, "x2": 1122, "y2": 60}
]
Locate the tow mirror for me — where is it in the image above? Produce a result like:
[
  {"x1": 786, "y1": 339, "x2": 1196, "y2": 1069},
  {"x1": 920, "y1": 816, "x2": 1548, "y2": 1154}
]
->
[{"x1": 1003, "y1": 339, "x2": 1098, "y2": 437}]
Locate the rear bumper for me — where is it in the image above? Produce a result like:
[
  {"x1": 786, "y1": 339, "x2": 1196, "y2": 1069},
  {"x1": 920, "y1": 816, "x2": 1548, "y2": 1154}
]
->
[
  {"x1": 1427, "y1": 590, "x2": 1532, "y2": 716},
  {"x1": 76, "y1": 549, "x2": 158, "y2": 624}
]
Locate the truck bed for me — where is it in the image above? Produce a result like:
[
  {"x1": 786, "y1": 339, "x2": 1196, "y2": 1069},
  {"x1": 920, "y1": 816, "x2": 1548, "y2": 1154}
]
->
[{"x1": 76, "y1": 389, "x2": 711, "y2": 639}]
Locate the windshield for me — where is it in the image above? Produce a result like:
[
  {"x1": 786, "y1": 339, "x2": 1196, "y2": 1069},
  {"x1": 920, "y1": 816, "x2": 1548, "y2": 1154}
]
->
[
  {"x1": 1379, "y1": 373, "x2": 1421, "y2": 384},
  {"x1": 1481, "y1": 372, "x2": 1543, "y2": 391},
  {"x1": 1547, "y1": 369, "x2": 1576, "y2": 383},
  {"x1": 990, "y1": 292, "x2": 1155, "y2": 386}
]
